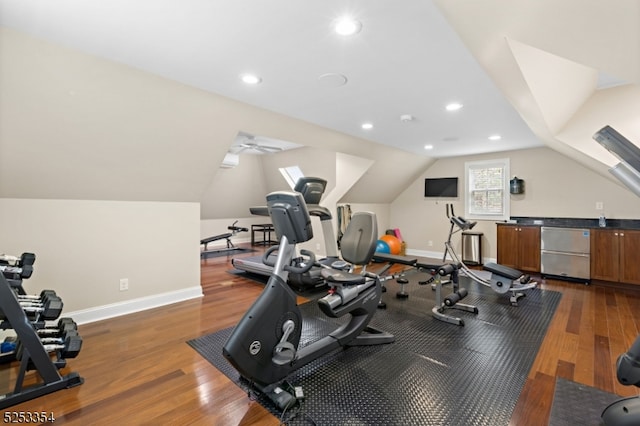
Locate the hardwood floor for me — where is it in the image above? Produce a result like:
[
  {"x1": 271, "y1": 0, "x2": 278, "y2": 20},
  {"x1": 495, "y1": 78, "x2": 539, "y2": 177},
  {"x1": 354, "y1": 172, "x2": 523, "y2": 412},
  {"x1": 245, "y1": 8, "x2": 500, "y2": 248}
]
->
[{"x1": 2, "y1": 244, "x2": 639, "y2": 425}]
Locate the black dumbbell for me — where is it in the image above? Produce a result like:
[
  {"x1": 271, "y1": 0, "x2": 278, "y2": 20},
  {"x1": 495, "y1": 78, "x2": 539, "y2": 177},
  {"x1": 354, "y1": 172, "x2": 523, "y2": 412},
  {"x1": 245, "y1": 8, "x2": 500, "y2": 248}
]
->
[
  {"x1": 20, "y1": 291, "x2": 58, "y2": 303},
  {"x1": 21, "y1": 296, "x2": 63, "y2": 320},
  {"x1": 18, "y1": 293, "x2": 60, "y2": 309},
  {"x1": 38, "y1": 318, "x2": 77, "y2": 337},
  {"x1": 17, "y1": 289, "x2": 56, "y2": 302},
  {"x1": 45, "y1": 334, "x2": 82, "y2": 359},
  {"x1": 39, "y1": 329, "x2": 79, "y2": 345},
  {"x1": 0, "y1": 265, "x2": 31, "y2": 280},
  {"x1": 18, "y1": 253, "x2": 36, "y2": 267},
  {"x1": 15, "y1": 333, "x2": 82, "y2": 362}
]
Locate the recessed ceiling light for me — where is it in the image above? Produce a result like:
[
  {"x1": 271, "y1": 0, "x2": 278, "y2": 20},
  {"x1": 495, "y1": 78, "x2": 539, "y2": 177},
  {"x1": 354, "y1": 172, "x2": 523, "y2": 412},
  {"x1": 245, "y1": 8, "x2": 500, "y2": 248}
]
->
[
  {"x1": 488, "y1": 134, "x2": 502, "y2": 141},
  {"x1": 240, "y1": 73, "x2": 262, "y2": 85},
  {"x1": 445, "y1": 102, "x2": 463, "y2": 111},
  {"x1": 334, "y1": 17, "x2": 362, "y2": 36},
  {"x1": 361, "y1": 122, "x2": 373, "y2": 130},
  {"x1": 424, "y1": 144, "x2": 434, "y2": 150}
]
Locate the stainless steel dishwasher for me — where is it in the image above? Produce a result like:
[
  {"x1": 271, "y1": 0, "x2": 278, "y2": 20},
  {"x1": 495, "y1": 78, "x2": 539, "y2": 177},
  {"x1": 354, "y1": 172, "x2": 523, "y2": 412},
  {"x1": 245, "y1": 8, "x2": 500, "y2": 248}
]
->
[{"x1": 540, "y1": 226, "x2": 591, "y2": 283}]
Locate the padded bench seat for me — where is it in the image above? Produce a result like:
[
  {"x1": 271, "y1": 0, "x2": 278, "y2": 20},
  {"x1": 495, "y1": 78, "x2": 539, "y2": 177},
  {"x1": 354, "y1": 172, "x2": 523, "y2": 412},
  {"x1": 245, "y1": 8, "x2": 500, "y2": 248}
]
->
[
  {"x1": 200, "y1": 233, "x2": 233, "y2": 251},
  {"x1": 372, "y1": 252, "x2": 417, "y2": 266},
  {"x1": 483, "y1": 262, "x2": 522, "y2": 280}
]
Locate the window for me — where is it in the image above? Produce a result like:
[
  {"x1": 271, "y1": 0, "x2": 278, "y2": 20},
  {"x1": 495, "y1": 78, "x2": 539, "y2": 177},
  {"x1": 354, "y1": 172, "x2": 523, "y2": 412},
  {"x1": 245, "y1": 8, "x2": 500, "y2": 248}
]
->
[
  {"x1": 279, "y1": 166, "x2": 304, "y2": 189},
  {"x1": 465, "y1": 159, "x2": 510, "y2": 221}
]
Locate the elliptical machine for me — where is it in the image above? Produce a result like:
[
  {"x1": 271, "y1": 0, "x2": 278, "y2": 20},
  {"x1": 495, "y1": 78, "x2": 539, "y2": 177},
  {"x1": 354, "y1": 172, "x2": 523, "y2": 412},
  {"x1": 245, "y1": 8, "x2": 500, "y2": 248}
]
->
[{"x1": 223, "y1": 191, "x2": 394, "y2": 409}]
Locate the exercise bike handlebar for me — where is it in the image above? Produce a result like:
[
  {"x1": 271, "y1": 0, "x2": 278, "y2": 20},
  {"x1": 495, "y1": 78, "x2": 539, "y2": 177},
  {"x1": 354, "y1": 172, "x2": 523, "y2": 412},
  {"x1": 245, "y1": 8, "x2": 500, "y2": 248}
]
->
[{"x1": 262, "y1": 246, "x2": 316, "y2": 274}]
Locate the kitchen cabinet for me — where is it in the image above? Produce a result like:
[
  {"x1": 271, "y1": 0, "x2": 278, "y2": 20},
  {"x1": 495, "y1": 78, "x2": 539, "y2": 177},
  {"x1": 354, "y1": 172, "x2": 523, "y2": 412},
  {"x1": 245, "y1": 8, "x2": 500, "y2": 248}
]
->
[
  {"x1": 591, "y1": 228, "x2": 640, "y2": 285},
  {"x1": 496, "y1": 224, "x2": 541, "y2": 273}
]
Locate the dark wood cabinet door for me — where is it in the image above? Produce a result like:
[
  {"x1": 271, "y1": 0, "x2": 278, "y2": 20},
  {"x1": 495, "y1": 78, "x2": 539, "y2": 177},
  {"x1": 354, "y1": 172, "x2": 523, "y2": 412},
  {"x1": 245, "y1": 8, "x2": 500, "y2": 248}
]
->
[
  {"x1": 497, "y1": 225, "x2": 519, "y2": 269},
  {"x1": 590, "y1": 228, "x2": 620, "y2": 282},
  {"x1": 518, "y1": 226, "x2": 541, "y2": 272},
  {"x1": 619, "y1": 229, "x2": 640, "y2": 285}
]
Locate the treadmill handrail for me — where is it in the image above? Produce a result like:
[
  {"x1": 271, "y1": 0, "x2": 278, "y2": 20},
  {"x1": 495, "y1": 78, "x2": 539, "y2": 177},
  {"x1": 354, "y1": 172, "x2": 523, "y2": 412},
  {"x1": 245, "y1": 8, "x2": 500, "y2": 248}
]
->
[{"x1": 250, "y1": 204, "x2": 332, "y2": 220}]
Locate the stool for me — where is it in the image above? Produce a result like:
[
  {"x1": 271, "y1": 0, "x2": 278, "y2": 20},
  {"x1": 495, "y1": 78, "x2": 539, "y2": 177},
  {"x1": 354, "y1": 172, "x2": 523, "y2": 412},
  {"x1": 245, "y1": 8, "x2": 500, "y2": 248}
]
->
[{"x1": 251, "y1": 224, "x2": 276, "y2": 246}]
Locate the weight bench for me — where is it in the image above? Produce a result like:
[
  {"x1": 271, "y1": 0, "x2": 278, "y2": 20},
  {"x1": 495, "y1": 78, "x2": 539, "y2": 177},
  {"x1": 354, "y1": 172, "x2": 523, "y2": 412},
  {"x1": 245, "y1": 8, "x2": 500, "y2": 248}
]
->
[
  {"x1": 200, "y1": 232, "x2": 235, "y2": 251},
  {"x1": 372, "y1": 252, "x2": 441, "y2": 277},
  {"x1": 200, "y1": 221, "x2": 248, "y2": 252},
  {"x1": 371, "y1": 252, "x2": 445, "y2": 301}
]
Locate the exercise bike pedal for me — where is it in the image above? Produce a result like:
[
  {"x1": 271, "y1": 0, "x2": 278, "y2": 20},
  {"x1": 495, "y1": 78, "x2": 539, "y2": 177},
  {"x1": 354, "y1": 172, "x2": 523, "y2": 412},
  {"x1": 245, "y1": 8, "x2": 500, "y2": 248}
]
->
[{"x1": 272, "y1": 341, "x2": 296, "y2": 366}]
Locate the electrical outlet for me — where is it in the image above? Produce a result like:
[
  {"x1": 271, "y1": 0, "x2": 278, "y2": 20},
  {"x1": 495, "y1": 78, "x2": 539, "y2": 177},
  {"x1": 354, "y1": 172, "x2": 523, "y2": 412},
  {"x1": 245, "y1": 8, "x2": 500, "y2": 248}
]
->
[
  {"x1": 119, "y1": 278, "x2": 129, "y2": 291},
  {"x1": 596, "y1": 201, "x2": 604, "y2": 210},
  {"x1": 428, "y1": 240, "x2": 433, "y2": 247}
]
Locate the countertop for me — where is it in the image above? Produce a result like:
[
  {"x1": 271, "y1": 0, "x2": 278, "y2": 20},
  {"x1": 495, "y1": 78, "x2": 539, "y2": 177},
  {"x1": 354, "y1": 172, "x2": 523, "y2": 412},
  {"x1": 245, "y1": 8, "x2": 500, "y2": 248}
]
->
[{"x1": 498, "y1": 217, "x2": 640, "y2": 230}]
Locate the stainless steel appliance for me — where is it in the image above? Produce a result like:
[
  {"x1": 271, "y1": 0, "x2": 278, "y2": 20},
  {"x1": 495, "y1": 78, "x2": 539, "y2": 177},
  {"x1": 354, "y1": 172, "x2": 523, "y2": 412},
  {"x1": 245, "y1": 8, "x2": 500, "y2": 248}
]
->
[{"x1": 540, "y1": 226, "x2": 590, "y2": 283}]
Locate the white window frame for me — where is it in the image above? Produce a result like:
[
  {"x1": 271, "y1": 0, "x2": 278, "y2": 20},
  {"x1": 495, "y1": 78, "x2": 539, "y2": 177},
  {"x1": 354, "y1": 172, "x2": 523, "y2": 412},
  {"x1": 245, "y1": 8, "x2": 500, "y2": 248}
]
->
[
  {"x1": 464, "y1": 158, "x2": 510, "y2": 221},
  {"x1": 279, "y1": 166, "x2": 304, "y2": 189}
]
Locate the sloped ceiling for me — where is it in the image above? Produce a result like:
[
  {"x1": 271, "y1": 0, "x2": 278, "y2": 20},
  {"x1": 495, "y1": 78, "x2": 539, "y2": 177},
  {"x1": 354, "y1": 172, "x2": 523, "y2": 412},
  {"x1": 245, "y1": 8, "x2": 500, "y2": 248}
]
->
[
  {"x1": 2, "y1": 1, "x2": 640, "y2": 209},
  {"x1": 434, "y1": 0, "x2": 640, "y2": 177},
  {"x1": 0, "y1": 28, "x2": 431, "y2": 204}
]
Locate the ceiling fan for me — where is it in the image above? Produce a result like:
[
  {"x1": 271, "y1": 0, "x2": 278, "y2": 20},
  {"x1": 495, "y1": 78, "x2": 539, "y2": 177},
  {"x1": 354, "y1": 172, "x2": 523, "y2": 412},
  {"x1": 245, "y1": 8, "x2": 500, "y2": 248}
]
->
[
  {"x1": 235, "y1": 141, "x2": 283, "y2": 154},
  {"x1": 232, "y1": 133, "x2": 284, "y2": 155}
]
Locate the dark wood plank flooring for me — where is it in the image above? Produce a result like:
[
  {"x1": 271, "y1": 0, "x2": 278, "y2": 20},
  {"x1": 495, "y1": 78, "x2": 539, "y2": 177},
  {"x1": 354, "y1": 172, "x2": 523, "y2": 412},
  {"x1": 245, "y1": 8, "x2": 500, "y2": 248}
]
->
[{"x1": 2, "y1": 243, "x2": 639, "y2": 425}]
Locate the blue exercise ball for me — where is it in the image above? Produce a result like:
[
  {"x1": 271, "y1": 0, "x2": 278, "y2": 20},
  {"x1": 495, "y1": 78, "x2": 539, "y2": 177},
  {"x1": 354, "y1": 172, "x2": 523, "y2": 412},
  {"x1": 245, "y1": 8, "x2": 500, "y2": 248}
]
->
[{"x1": 376, "y1": 240, "x2": 391, "y2": 254}]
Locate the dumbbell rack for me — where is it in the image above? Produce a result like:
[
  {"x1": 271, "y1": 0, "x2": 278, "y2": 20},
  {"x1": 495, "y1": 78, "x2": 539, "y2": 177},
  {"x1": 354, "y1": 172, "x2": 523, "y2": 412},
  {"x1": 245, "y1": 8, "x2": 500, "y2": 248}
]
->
[{"x1": 0, "y1": 273, "x2": 83, "y2": 408}]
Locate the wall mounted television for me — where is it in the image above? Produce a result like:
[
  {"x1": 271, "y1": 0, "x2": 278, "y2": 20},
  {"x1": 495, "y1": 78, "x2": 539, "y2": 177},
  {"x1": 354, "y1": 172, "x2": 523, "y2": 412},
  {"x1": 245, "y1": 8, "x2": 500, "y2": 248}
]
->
[{"x1": 424, "y1": 177, "x2": 458, "y2": 197}]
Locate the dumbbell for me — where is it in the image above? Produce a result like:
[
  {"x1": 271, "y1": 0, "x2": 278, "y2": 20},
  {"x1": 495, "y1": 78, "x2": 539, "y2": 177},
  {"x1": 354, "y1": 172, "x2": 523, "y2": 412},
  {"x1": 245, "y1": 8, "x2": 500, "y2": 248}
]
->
[
  {"x1": 38, "y1": 317, "x2": 77, "y2": 337},
  {"x1": 17, "y1": 289, "x2": 56, "y2": 303},
  {"x1": 17, "y1": 292, "x2": 58, "y2": 307},
  {"x1": 45, "y1": 334, "x2": 83, "y2": 359},
  {"x1": 20, "y1": 296, "x2": 63, "y2": 320},
  {"x1": 16, "y1": 334, "x2": 83, "y2": 362},
  {"x1": 396, "y1": 278, "x2": 409, "y2": 299},
  {"x1": 18, "y1": 293, "x2": 61, "y2": 309},
  {"x1": 0, "y1": 252, "x2": 35, "y2": 277},
  {"x1": 0, "y1": 264, "x2": 33, "y2": 280},
  {"x1": 17, "y1": 252, "x2": 36, "y2": 268},
  {"x1": 39, "y1": 329, "x2": 79, "y2": 345}
]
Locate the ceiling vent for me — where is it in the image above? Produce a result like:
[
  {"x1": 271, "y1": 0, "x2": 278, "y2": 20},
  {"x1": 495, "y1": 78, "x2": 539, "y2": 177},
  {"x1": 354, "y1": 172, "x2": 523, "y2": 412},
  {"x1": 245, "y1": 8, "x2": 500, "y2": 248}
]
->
[{"x1": 220, "y1": 153, "x2": 240, "y2": 168}]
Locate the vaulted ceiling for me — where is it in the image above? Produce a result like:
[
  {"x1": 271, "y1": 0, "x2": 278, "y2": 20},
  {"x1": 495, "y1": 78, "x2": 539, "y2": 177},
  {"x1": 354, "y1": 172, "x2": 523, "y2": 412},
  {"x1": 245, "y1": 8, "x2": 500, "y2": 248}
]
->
[{"x1": 1, "y1": 0, "x2": 639, "y2": 205}]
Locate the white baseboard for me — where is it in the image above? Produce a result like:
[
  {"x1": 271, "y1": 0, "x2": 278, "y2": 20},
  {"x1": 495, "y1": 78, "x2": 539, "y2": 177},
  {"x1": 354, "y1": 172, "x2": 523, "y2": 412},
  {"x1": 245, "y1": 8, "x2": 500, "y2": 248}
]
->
[{"x1": 64, "y1": 286, "x2": 203, "y2": 325}]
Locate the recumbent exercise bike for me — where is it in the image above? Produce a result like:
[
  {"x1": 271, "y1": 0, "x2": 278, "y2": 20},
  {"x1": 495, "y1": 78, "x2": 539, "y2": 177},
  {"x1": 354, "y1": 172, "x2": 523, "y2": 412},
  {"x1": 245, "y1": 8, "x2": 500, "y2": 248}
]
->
[{"x1": 223, "y1": 191, "x2": 394, "y2": 410}]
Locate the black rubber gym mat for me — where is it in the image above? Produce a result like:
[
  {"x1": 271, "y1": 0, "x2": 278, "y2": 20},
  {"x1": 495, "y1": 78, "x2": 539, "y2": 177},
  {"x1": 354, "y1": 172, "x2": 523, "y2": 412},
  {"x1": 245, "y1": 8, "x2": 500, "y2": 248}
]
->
[
  {"x1": 188, "y1": 275, "x2": 561, "y2": 425},
  {"x1": 549, "y1": 378, "x2": 620, "y2": 426}
]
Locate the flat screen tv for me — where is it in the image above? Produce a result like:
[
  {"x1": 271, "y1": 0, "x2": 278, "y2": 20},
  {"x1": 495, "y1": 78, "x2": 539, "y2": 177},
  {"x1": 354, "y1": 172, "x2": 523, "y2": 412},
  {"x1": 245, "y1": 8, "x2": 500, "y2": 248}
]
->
[{"x1": 424, "y1": 177, "x2": 458, "y2": 198}]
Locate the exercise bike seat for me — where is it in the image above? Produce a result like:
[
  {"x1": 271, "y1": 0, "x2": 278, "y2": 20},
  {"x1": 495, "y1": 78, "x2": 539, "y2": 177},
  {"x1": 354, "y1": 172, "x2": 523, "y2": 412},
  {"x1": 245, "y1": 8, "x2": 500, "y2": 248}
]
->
[{"x1": 321, "y1": 269, "x2": 366, "y2": 285}]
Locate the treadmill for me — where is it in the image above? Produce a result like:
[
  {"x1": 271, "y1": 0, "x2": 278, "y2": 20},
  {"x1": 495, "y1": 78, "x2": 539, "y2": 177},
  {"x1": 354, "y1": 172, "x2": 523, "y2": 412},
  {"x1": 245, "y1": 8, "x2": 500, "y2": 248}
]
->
[{"x1": 231, "y1": 177, "x2": 341, "y2": 290}]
